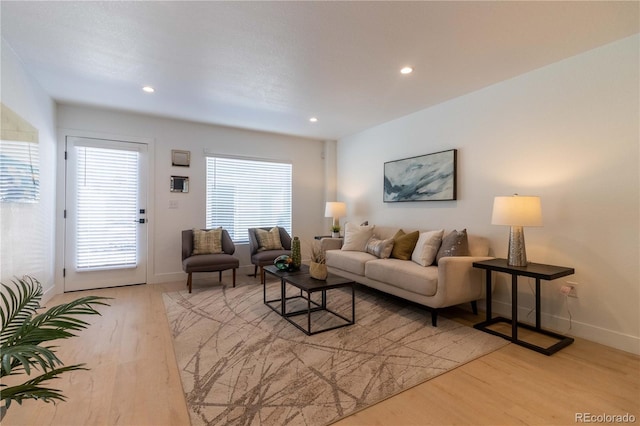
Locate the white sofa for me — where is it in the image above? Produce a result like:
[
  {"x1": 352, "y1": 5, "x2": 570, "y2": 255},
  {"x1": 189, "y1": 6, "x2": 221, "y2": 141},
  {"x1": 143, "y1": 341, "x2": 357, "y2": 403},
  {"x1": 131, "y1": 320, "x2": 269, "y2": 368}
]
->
[{"x1": 321, "y1": 225, "x2": 493, "y2": 326}]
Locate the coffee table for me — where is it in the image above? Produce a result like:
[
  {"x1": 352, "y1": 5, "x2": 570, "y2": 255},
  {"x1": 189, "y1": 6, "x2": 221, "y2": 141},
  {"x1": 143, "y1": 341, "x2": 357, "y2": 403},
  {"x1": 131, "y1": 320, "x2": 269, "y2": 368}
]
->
[{"x1": 263, "y1": 264, "x2": 355, "y2": 335}]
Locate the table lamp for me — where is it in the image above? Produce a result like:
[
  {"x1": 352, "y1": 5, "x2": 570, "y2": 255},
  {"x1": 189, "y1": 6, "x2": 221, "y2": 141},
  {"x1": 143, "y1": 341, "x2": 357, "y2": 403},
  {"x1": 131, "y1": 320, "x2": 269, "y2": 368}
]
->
[
  {"x1": 325, "y1": 202, "x2": 347, "y2": 235},
  {"x1": 491, "y1": 195, "x2": 542, "y2": 266}
]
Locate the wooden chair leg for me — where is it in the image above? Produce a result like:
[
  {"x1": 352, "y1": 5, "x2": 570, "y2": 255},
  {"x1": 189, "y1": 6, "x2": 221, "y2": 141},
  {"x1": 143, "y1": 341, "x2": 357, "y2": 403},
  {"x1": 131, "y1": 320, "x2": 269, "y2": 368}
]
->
[
  {"x1": 252, "y1": 265, "x2": 258, "y2": 278},
  {"x1": 219, "y1": 271, "x2": 222, "y2": 282},
  {"x1": 232, "y1": 268, "x2": 236, "y2": 288},
  {"x1": 187, "y1": 272, "x2": 193, "y2": 293},
  {"x1": 260, "y1": 266, "x2": 265, "y2": 285}
]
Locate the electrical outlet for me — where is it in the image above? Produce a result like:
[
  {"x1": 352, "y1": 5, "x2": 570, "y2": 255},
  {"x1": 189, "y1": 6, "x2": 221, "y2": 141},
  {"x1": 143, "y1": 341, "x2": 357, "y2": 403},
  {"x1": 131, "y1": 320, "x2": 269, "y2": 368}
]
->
[{"x1": 566, "y1": 281, "x2": 578, "y2": 298}]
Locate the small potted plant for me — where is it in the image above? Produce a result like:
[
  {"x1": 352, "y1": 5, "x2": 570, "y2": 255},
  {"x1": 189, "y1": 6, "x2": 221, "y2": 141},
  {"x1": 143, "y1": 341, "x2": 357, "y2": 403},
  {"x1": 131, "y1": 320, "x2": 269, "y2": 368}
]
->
[
  {"x1": 309, "y1": 242, "x2": 328, "y2": 280},
  {"x1": 331, "y1": 225, "x2": 341, "y2": 238}
]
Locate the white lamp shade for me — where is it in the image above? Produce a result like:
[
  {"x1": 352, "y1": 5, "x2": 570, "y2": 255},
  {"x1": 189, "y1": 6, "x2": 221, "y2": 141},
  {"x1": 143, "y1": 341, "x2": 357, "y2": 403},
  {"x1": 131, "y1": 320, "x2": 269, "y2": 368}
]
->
[
  {"x1": 491, "y1": 196, "x2": 542, "y2": 227},
  {"x1": 325, "y1": 202, "x2": 347, "y2": 218}
]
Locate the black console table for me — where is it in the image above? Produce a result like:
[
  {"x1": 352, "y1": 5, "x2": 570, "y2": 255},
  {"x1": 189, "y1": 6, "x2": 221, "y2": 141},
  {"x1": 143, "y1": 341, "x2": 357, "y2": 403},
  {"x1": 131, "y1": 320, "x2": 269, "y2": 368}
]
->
[{"x1": 473, "y1": 258, "x2": 575, "y2": 355}]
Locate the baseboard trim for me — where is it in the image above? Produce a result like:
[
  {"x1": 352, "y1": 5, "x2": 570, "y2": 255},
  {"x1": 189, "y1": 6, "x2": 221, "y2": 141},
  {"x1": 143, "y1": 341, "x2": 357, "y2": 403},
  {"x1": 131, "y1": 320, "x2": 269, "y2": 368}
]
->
[
  {"x1": 487, "y1": 299, "x2": 639, "y2": 355},
  {"x1": 150, "y1": 265, "x2": 256, "y2": 284}
]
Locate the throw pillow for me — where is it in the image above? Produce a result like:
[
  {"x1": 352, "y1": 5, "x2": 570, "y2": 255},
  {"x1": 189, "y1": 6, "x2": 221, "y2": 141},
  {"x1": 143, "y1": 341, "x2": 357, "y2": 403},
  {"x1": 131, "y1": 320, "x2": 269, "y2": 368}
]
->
[
  {"x1": 411, "y1": 229, "x2": 445, "y2": 266},
  {"x1": 365, "y1": 236, "x2": 395, "y2": 259},
  {"x1": 436, "y1": 229, "x2": 470, "y2": 264},
  {"x1": 192, "y1": 227, "x2": 223, "y2": 255},
  {"x1": 256, "y1": 227, "x2": 284, "y2": 251},
  {"x1": 341, "y1": 222, "x2": 375, "y2": 251},
  {"x1": 390, "y1": 229, "x2": 420, "y2": 260}
]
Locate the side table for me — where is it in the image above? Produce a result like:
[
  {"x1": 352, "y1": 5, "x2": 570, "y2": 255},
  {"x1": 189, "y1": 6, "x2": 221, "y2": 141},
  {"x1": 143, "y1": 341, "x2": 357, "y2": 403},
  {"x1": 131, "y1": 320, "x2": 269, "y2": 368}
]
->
[{"x1": 473, "y1": 258, "x2": 575, "y2": 355}]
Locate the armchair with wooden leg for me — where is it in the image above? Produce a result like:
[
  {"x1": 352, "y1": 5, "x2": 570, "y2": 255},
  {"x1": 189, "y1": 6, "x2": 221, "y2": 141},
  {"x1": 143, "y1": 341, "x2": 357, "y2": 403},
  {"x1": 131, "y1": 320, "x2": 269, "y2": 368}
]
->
[
  {"x1": 248, "y1": 226, "x2": 292, "y2": 284},
  {"x1": 182, "y1": 228, "x2": 239, "y2": 293}
]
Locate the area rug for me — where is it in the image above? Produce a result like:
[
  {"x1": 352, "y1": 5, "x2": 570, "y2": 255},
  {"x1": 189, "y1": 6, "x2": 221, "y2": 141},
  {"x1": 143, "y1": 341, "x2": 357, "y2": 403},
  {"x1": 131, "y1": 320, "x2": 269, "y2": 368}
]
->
[{"x1": 162, "y1": 280, "x2": 508, "y2": 426}]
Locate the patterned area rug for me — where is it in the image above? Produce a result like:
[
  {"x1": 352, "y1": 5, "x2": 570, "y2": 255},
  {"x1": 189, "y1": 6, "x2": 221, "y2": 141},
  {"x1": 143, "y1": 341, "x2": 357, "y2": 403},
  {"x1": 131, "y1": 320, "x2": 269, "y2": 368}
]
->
[{"x1": 163, "y1": 279, "x2": 508, "y2": 426}]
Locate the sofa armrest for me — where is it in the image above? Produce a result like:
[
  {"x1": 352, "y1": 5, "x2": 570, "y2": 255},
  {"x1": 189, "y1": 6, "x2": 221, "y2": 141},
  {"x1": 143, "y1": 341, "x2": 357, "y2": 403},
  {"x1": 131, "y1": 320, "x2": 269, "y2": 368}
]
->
[
  {"x1": 320, "y1": 237, "x2": 343, "y2": 252},
  {"x1": 436, "y1": 256, "x2": 494, "y2": 306}
]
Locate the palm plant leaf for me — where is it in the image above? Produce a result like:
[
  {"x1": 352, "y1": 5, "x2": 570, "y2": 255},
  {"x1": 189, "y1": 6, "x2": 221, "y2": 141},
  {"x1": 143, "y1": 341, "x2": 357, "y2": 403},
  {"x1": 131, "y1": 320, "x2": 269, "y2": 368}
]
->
[
  {"x1": 7, "y1": 296, "x2": 110, "y2": 347},
  {"x1": 1, "y1": 344, "x2": 62, "y2": 377},
  {"x1": 0, "y1": 277, "x2": 42, "y2": 345},
  {"x1": 1, "y1": 364, "x2": 87, "y2": 408},
  {"x1": 0, "y1": 276, "x2": 110, "y2": 414}
]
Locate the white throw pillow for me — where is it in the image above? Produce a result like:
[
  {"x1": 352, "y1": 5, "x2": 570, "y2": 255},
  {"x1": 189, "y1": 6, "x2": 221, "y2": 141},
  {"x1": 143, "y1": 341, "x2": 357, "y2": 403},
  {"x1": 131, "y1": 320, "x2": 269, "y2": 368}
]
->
[
  {"x1": 341, "y1": 222, "x2": 375, "y2": 251},
  {"x1": 411, "y1": 229, "x2": 444, "y2": 266}
]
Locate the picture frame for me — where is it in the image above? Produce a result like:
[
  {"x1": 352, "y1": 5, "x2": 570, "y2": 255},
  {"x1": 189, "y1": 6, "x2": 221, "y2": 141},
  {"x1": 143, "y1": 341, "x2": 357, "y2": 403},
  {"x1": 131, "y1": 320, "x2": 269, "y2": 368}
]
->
[
  {"x1": 383, "y1": 149, "x2": 457, "y2": 202},
  {"x1": 171, "y1": 149, "x2": 190, "y2": 167}
]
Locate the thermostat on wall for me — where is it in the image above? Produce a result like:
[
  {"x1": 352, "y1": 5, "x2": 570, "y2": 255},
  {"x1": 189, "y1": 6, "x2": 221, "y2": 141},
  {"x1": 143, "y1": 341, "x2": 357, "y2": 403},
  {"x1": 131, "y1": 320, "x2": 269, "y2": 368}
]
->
[{"x1": 171, "y1": 150, "x2": 190, "y2": 167}]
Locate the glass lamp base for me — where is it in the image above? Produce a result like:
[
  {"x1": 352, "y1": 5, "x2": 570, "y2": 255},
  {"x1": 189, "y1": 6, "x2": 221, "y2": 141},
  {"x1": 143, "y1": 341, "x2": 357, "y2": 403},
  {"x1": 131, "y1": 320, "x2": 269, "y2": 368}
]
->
[{"x1": 507, "y1": 225, "x2": 528, "y2": 267}]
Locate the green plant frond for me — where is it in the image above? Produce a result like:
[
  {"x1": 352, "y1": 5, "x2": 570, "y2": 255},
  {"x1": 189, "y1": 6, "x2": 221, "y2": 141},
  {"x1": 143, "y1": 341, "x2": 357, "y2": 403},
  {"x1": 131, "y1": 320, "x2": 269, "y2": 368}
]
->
[
  {"x1": 2, "y1": 295, "x2": 111, "y2": 348},
  {"x1": 1, "y1": 344, "x2": 63, "y2": 377},
  {"x1": 0, "y1": 275, "x2": 110, "y2": 412},
  {"x1": 4, "y1": 387, "x2": 67, "y2": 408},
  {"x1": 4, "y1": 324, "x2": 76, "y2": 347},
  {"x1": 1, "y1": 363, "x2": 87, "y2": 407},
  {"x1": 29, "y1": 296, "x2": 111, "y2": 331},
  {"x1": 0, "y1": 277, "x2": 43, "y2": 345}
]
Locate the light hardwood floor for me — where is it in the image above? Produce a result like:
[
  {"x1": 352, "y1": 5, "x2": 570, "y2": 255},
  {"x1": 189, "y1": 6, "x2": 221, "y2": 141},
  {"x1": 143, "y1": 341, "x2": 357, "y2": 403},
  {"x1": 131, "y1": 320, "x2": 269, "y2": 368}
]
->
[{"x1": 4, "y1": 276, "x2": 639, "y2": 426}]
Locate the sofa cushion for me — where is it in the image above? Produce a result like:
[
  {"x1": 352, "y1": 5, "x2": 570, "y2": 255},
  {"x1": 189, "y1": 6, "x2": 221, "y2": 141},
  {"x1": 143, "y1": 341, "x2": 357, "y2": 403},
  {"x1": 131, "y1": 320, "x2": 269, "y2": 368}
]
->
[
  {"x1": 341, "y1": 222, "x2": 375, "y2": 251},
  {"x1": 390, "y1": 229, "x2": 419, "y2": 260},
  {"x1": 411, "y1": 229, "x2": 444, "y2": 266},
  {"x1": 192, "y1": 228, "x2": 223, "y2": 255},
  {"x1": 326, "y1": 250, "x2": 377, "y2": 275},
  {"x1": 436, "y1": 229, "x2": 469, "y2": 264},
  {"x1": 365, "y1": 236, "x2": 394, "y2": 259},
  {"x1": 365, "y1": 259, "x2": 438, "y2": 297}
]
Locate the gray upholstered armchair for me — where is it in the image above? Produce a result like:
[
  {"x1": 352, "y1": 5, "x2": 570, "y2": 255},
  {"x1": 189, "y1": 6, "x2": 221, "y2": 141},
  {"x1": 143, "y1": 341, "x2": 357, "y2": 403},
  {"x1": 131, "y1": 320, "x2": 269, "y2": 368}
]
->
[
  {"x1": 182, "y1": 228, "x2": 240, "y2": 293},
  {"x1": 248, "y1": 227, "x2": 292, "y2": 284}
]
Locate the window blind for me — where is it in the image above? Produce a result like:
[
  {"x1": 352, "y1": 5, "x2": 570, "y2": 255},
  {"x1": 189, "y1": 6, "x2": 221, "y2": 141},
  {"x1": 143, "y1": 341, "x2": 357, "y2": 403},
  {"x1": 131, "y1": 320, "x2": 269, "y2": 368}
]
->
[
  {"x1": 0, "y1": 140, "x2": 39, "y2": 203},
  {"x1": 206, "y1": 156, "x2": 292, "y2": 243},
  {"x1": 75, "y1": 146, "x2": 139, "y2": 269}
]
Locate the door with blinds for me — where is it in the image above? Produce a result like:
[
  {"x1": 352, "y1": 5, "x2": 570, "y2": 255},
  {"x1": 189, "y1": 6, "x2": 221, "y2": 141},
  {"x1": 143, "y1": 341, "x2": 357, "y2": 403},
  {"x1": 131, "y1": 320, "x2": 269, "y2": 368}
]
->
[{"x1": 64, "y1": 137, "x2": 148, "y2": 291}]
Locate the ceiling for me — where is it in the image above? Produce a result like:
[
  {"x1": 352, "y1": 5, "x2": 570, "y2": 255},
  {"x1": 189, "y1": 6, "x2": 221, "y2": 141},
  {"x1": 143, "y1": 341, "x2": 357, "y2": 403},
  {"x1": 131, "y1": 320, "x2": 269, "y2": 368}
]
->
[{"x1": 2, "y1": 1, "x2": 638, "y2": 140}]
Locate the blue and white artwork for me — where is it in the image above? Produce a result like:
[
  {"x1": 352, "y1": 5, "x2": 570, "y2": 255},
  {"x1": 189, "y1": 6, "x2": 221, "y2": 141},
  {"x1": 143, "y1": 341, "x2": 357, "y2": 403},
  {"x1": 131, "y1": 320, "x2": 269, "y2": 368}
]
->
[{"x1": 384, "y1": 149, "x2": 457, "y2": 202}]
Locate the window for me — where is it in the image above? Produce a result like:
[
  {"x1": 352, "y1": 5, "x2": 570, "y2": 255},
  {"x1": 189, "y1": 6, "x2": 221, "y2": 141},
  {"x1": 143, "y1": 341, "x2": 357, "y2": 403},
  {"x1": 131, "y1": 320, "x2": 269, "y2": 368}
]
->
[
  {"x1": 75, "y1": 145, "x2": 139, "y2": 269},
  {"x1": 206, "y1": 156, "x2": 292, "y2": 243},
  {"x1": 0, "y1": 140, "x2": 39, "y2": 203}
]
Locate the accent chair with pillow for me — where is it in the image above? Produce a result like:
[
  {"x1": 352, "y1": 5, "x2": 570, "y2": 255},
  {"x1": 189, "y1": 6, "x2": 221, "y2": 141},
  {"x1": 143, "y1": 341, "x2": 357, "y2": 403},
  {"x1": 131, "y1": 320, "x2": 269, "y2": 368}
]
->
[
  {"x1": 248, "y1": 226, "x2": 292, "y2": 284},
  {"x1": 182, "y1": 228, "x2": 240, "y2": 293}
]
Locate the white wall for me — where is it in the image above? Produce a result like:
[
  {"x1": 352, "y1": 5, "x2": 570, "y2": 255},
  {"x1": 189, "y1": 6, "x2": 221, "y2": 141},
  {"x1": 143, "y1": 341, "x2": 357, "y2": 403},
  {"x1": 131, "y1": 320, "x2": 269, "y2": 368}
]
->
[
  {"x1": 337, "y1": 35, "x2": 639, "y2": 354},
  {"x1": 0, "y1": 39, "x2": 57, "y2": 298},
  {"x1": 56, "y1": 105, "x2": 328, "y2": 285}
]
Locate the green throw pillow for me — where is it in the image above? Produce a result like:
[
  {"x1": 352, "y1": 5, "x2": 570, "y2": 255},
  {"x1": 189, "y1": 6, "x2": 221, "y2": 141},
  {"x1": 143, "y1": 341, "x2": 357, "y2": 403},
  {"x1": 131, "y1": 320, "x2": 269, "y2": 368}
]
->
[
  {"x1": 256, "y1": 227, "x2": 284, "y2": 251},
  {"x1": 192, "y1": 228, "x2": 223, "y2": 255},
  {"x1": 391, "y1": 230, "x2": 419, "y2": 260}
]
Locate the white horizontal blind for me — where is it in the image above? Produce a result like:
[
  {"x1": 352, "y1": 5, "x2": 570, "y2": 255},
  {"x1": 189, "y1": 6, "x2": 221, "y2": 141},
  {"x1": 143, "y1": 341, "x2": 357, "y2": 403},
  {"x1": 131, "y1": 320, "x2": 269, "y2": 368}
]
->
[
  {"x1": 0, "y1": 140, "x2": 39, "y2": 203},
  {"x1": 206, "y1": 156, "x2": 292, "y2": 243},
  {"x1": 75, "y1": 146, "x2": 139, "y2": 269}
]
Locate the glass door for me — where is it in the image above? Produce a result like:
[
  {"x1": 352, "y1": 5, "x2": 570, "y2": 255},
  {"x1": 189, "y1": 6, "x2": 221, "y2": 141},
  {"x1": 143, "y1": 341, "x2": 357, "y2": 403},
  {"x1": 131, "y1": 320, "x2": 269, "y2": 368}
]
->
[{"x1": 64, "y1": 137, "x2": 147, "y2": 291}]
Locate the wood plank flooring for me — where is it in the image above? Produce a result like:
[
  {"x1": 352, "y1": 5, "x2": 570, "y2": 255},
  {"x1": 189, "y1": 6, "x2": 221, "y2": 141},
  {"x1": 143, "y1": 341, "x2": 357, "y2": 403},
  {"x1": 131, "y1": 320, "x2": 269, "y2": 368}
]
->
[{"x1": 3, "y1": 276, "x2": 638, "y2": 426}]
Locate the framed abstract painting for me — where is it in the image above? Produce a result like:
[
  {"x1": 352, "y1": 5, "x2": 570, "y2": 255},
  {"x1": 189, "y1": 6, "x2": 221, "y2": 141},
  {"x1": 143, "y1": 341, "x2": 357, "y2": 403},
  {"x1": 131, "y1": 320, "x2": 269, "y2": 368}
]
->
[{"x1": 383, "y1": 149, "x2": 457, "y2": 202}]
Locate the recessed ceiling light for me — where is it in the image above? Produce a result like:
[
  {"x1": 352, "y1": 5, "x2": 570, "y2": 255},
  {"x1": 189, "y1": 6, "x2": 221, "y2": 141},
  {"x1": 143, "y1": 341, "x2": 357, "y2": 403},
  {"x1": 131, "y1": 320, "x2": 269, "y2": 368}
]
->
[
  {"x1": 400, "y1": 67, "x2": 413, "y2": 75},
  {"x1": 142, "y1": 86, "x2": 155, "y2": 93},
  {"x1": 309, "y1": 117, "x2": 318, "y2": 123}
]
